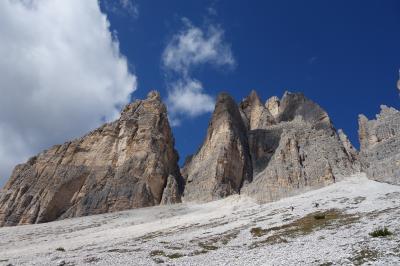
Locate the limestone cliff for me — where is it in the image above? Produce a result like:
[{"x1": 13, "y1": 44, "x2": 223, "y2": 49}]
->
[
  {"x1": 359, "y1": 105, "x2": 400, "y2": 185},
  {"x1": 181, "y1": 93, "x2": 253, "y2": 202},
  {"x1": 184, "y1": 90, "x2": 359, "y2": 203},
  {"x1": 241, "y1": 92, "x2": 358, "y2": 202},
  {"x1": 0, "y1": 91, "x2": 182, "y2": 226}
]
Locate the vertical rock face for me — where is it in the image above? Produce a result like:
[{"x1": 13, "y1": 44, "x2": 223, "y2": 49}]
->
[
  {"x1": 241, "y1": 91, "x2": 357, "y2": 202},
  {"x1": 183, "y1": 90, "x2": 358, "y2": 203},
  {"x1": 242, "y1": 119, "x2": 357, "y2": 202},
  {"x1": 239, "y1": 90, "x2": 275, "y2": 130},
  {"x1": 182, "y1": 93, "x2": 253, "y2": 202},
  {"x1": 265, "y1": 96, "x2": 280, "y2": 118},
  {"x1": 338, "y1": 129, "x2": 360, "y2": 164},
  {"x1": 0, "y1": 91, "x2": 182, "y2": 226},
  {"x1": 276, "y1": 92, "x2": 332, "y2": 130},
  {"x1": 358, "y1": 105, "x2": 400, "y2": 185}
]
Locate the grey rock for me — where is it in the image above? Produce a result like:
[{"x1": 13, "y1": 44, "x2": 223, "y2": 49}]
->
[
  {"x1": 265, "y1": 96, "x2": 280, "y2": 118},
  {"x1": 277, "y1": 91, "x2": 332, "y2": 130},
  {"x1": 338, "y1": 129, "x2": 360, "y2": 167},
  {"x1": 160, "y1": 175, "x2": 182, "y2": 205},
  {"x1": 0, "y1": 91, "x2": 182, "y2": 226},
  {"x1": 242, "y1": 118, "x2": 357, "y2": 202},
  {"x1": 239, "y1": 90, "x2": 275, "y2": 130},
  {"x1": 184, "y1": 90, "x2": 358, "y2": 203},
  {"x1": 182, "y1": 93, "x2": 253, "y2": 202},
  {"x1": 359, "y1": 105, "x2": 400, "y2": 185}
]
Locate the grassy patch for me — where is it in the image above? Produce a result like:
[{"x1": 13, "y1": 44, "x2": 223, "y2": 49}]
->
[
  {"x1": 150, "y1": 250, "x2": 166, "y2": 257},
  {"x1": 150, "y1": 249, "x2": 184, "y2": 260},
  {"x1": 350, "y1": 248, "x2": 379, "y2": 266},
  {"x1": 198, "y1": 242, "x2": 218, "y2": 251},
  {"x1": 250, "y1": 235, "x2": 288, "y2": 249},
  {"x1": 166, "y1": 253, "x2": 184, "y2": 259},
  {"x1": 249, "y1": 209, "x2": 359, "y2": 249},
  {"x1": 369, "y1": 227, "x2": 393, "y2": 237},
  {"x1": 55, "y1": 247, "x2": 65, "y2": 252},
  {"x1": 313, "y1": 213, "x2": 326, "y2": 220},
  {"x1": 250, "y1": 227, "x2": 268, "y2": 237}
]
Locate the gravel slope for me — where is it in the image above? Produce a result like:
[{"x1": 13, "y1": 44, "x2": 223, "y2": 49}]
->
[{"x1": 1, "y1": 173, "x2": 400, "y2": 266}]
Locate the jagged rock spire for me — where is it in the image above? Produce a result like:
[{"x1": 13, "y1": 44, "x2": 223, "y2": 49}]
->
[{"x1": 182, "y1": 93, "x2": 252, "y2": 202}]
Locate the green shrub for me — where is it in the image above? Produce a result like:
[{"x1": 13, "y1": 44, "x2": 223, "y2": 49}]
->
[{"x1": 369, "y1": 227, "x2": 393, "y2": 237}]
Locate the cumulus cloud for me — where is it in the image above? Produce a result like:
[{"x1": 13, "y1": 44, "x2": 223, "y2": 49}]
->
[
  {"x1": 166, "y1": 78, "x2": 215, "y2": 126},
  {"x1": 162, "y1": 19, "x2": 235, "y2": 124},
  {"x1": 0, "y1": 0, "x2": 136, "y2": 185},
  {"x1": 162, "y1": 20, "x2": 234, "y2": 75}
]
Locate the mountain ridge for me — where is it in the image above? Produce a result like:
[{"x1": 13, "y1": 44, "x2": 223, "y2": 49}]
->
[{"x1": 0, "y1": 89, "x2": 399, "y2": 226}]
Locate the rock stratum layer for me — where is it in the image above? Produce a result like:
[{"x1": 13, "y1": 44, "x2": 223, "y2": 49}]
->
[
  {"x1": 0, "y1": 91, "x2": 182, "y2": 226},
  {"x1": 183, "y1": 91, "x2": 359, "y2": 203},
  {"x1": 359, "y1": 105, "x2": 400, "y2": 185}
]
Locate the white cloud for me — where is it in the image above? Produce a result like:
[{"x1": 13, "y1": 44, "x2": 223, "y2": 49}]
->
[
  {"x1": 162, "y1": 19, "x2": 235, "y2": 125},
  {"x1": 0, "y1": 0, "x2": 136, "y2": 185},
  {"x1": 166, "y1": 78, "x2": 215, "y2": 126},
  {"x1": 163, "y1": 19, "x2": 235, "y2": 75}
]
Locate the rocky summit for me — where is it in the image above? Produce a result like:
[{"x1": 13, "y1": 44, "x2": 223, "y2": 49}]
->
[
  {"x1": 1, "y1": 89, "x2": 400, "y2": 227},
  {"x1": 0, "y1": 91, "x2": 183, "y2": 226},
  {"x1": 183, "y1": 90, "x2": 359, "y2": 203},
  {"x1": 359, "y1": 105, "x2": 400, "y2": 185}
]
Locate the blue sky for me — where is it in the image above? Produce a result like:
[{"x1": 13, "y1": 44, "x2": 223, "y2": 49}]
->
[
  {"x1": 102, "y1": 0, "x2": 400, "y2": 164},
  {"x1": 0, "y1": 0, "x2": 399, "y2": 186}
]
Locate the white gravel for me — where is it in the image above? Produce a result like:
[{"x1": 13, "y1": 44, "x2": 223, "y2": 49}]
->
[{"x1": 0, "y1": 173, "x2": 399, "y2": 266}]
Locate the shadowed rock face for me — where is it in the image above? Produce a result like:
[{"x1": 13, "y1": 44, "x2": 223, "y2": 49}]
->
[
  {"x1": 277, "y1": 92, "x2": 332, "y2": 130},
  {"x1": 359, "y1": 105, "x2": 400, "y2": 185},
  {"x1": 0, "y1": 91, "x2": 182, "y2": 226},
  {"x1": 182, "y1": 93, "x2": 253, "y2": 202}
]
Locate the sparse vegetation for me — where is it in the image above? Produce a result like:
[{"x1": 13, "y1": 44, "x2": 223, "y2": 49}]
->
[
  {"x1": 250, "y1": 227, "x2": 267, "y2": 237},
  {"x1": 150, "y1": 250, "x2": 166, "y2": 257},
  {"x1": 350, "y1": 248, "x2": 379, "y2": 265},
  {"x1": 191, "y1": 249, "x2": 209, "y2": 256},
  {"x1": 55, "y1": 247, "x2": 65, "y2": 252},
  {"x1": 314, "y1": 213, "x2": 326, "y2": 220},
  {"x1": 198, "y1": 242, "x2": 218, "y2": 251},
  {"x1": 369, "y1": 227, "x2": 393, "y2": 238},
  {"x1": 150, "y1": 249, "x2": 184, "y2": 260},
  {"x1": 166, "y1": 253, "x2": 184, "y2": 259},
  {"x1": 249, "y1": 209, "x2": 359, "y2": 249}
]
